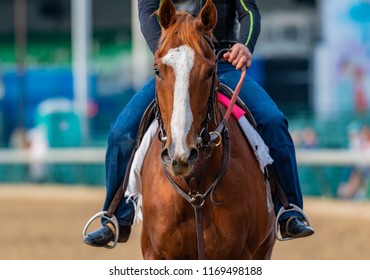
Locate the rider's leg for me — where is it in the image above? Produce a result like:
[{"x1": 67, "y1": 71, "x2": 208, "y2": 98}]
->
[
  {"x1": 84, "y1": 78, "x2": 156, "y2": 247},
  {"x1": 217, "y1": 61, "x2": 313, "y2": 239}
]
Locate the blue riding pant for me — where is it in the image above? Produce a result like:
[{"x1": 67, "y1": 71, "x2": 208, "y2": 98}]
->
[{"x1": 102, "y1": 61, "x2": 303, "y2": 226}]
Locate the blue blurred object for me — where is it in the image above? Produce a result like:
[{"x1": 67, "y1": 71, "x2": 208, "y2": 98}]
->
[
  {"x1": 35, "y1": 98, "x2": 81, "y2": 147},
  {"x1": 349, "y1": 2, "x2": 370, "y2": 23},
  {"x1": 0, "y1": 68, "x2": 97, "y2": 146}
]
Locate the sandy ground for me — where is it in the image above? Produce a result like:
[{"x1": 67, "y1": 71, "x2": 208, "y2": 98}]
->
[{"x1": 1, "y1": 184, "x2": 370, "y2": 260}]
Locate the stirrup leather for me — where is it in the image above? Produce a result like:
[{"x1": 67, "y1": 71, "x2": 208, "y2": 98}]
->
[
  {"x1": 274, "y1": 204, "x2": 312, "y2": 241},
  {"x1": 82, "y1": 211, "x2": 119, "y2": 249}
]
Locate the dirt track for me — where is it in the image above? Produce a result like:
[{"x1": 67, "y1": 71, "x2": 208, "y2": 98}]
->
[{"x1": 1, "y1": 184, "x2": 370, "y2": 260}]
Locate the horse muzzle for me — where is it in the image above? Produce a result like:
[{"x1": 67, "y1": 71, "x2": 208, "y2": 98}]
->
[{"x1": 160, "y1": 146, "x2": 199, "y2": 176}]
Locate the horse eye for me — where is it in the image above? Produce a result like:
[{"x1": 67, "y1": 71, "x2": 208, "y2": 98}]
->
[
  {"x1": 154, "y1": 67, "x2": 161, "y2": 77},
  {"x1": 206, "y1": 68, "x2": 214, "y2": 80}
]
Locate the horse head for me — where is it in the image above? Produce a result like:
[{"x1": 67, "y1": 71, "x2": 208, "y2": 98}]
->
[{"x1": 154, "y1": 0, "x2": 218, "y2": 176}]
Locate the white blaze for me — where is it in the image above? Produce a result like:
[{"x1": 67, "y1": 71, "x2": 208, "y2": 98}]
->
[{"x1": 162, "y1": 45, "x2": 195, "y2": 158}]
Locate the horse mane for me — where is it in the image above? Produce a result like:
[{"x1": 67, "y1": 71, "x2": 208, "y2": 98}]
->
[{"x1": 156, "y1": 11, "x2": 215, "y2": 56}]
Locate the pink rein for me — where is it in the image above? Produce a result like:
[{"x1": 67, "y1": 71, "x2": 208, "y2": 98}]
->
[{"x1": 220, "y1": 69, "x2": 246, "y2": 122}]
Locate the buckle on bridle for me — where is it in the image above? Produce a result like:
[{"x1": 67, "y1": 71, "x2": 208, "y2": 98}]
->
[
  {"x1": 158, "y1": 129, "x2": 167, "y2": 143},
  {"x1": 189, "y1": 192, "x2": 205, "y2": 207},
  {"x1": 209, "y1": 131, "x2": 222, "y2": 147}
]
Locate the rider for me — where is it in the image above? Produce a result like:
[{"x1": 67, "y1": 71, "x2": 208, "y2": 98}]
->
[{"x1": 84, "y1": 0, "x2": 314, "y2": 247}]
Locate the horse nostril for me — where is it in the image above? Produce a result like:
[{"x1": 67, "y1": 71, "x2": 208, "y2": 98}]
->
[
  {"x1": 161, "y1": 148, "x2": 171, "y2": 164},
  {"x1": 189, "y1": 147, "x2": 199, "y2": 164}
]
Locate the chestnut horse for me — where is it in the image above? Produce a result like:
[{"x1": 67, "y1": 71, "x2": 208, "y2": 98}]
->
[{"x1": 140, "y1": 0, "x2": 275, "y2": 259}]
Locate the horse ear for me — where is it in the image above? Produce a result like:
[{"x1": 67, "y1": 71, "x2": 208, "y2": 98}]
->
[
  {"x1": 158, "y1": 0, "x2": 176, "y2": 29},
  {"x1": 199, "y1": 0, "x2": 218, "y2": 32}
]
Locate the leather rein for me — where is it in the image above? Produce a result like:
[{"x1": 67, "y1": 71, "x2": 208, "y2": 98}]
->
[{"x1": 155, "y1": 47, "x2": 246, "y2": 260}]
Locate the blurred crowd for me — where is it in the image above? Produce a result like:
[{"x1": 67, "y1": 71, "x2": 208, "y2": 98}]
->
[
  {"x1": 292, "y1": 123, "x2": 370, "y2": 200},
  {"x1": 337, "y1": 123, "x2": 370, "y2": 200}
]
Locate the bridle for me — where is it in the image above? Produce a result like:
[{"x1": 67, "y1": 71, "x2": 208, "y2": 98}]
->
[
  {"x1": 155, "y1": 35, "x2": 231, "y2": 149},
  {"x1": 155, "y1": 34, "x2": 221, "y2": 149},
  {"x1": 154, "y1": 33, "x2": 244, "y2": 259}
]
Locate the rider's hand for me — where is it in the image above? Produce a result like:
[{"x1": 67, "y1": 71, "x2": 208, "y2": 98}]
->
[{"x1": 223, "y1": 43, "x2": 252, "y2": 71}]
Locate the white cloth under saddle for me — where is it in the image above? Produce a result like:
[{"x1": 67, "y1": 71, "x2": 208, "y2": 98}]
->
[{"x1": 125, "y1": 114, "x2": 273, "y2": 223}]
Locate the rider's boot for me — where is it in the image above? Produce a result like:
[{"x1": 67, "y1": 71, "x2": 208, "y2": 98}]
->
[
  {"x1": 279, "y1": 216, "x2": 314, "y2": 239},
  {"x1": 83, "y1": 223, "x2": 131, "y2": 247}
]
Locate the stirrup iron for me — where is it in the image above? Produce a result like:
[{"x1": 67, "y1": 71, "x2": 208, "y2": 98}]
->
[
  {"x1": 274, "y1": 204, "x2": 312, "y2": 241},
  {"x1": 82, "y1": 211, "x2": 120, "y2": 249}
]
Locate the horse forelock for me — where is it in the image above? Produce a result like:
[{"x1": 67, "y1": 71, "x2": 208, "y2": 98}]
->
[{"x1": 157, "y1": 11, "x2": 214, "y2": 57}]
